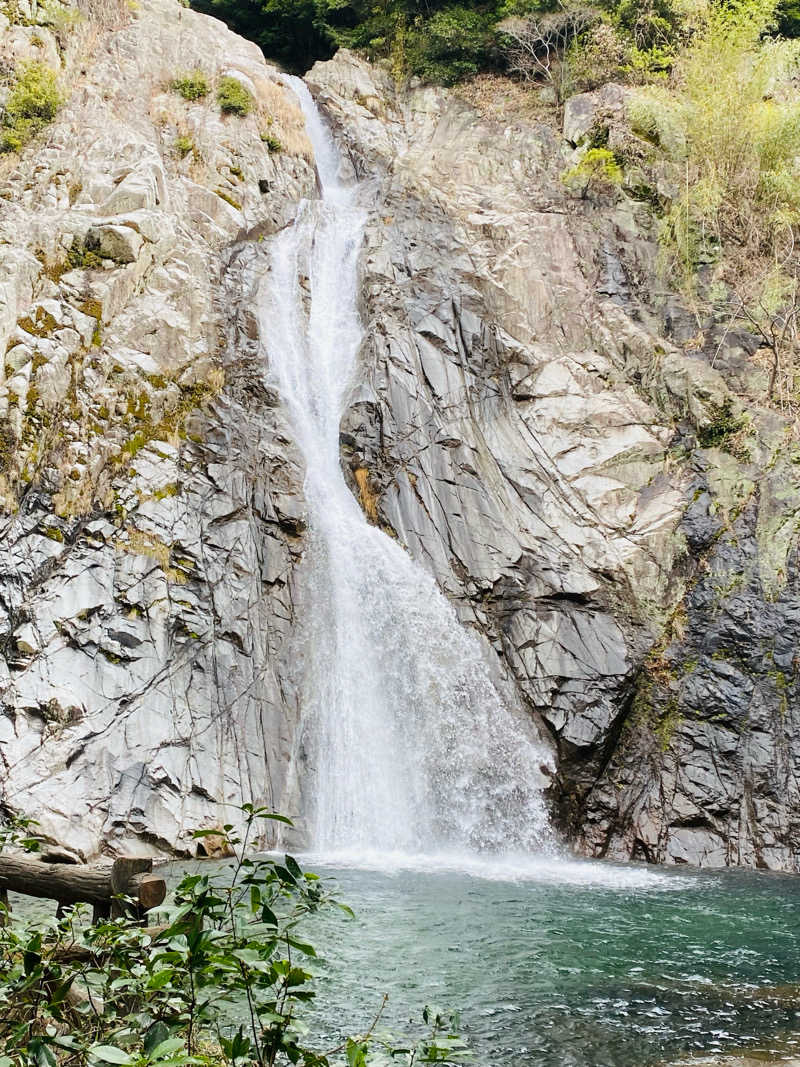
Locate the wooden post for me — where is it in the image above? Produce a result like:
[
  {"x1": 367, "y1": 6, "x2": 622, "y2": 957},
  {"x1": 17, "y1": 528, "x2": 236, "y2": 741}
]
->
[{"x1": 110, "y1": 857, "x2": 157, "y2": 919}]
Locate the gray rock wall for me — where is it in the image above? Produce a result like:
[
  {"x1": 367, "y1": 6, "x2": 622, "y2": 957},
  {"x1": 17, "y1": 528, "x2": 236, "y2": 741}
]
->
[{"x1": 0, "y1": 0, "x2": 314, "y2": 856}]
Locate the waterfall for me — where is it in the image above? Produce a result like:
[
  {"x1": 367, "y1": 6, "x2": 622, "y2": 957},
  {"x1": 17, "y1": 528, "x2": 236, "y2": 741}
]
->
[{"x1": 258, "y1": 76, "x2": 553, "y2": 860}]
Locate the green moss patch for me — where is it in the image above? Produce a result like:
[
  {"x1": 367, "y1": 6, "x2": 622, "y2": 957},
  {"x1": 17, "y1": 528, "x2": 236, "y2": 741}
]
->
[
  {"x1": 217, "y1": 76, "x2": 253, "y2": 116},
  {"x1": 171, "y1": 70, "x2": 210, "y2": 101}
]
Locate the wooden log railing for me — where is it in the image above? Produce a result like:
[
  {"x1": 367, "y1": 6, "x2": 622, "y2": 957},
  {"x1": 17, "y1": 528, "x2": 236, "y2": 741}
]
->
[{"x1": 0, "y1": 853, "x2": 167, "y2": 921}]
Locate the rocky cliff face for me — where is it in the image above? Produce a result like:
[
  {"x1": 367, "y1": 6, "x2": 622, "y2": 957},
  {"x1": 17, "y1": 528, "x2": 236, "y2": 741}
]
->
[
  {"x1": 0, "y1": 0, "x2": 317, "y2": 855},
  {"x1": 307, "y1": 54, "x2": 800, "y2": 871},
  {"x1": 1, "y1": 1, "x2": 798, "y2": 869}
]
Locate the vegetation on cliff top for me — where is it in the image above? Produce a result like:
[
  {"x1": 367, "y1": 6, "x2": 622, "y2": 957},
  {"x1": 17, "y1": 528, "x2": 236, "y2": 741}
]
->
[
  {"x1": 631, "y1": 0, "x2": 800, "y2": 417},
  {"x1": 188, "y1": 0, "x2": 800, "y2": 83}
]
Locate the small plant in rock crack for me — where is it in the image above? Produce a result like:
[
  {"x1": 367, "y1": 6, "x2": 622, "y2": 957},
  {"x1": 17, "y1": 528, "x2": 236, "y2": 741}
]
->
[{"x1": 0, "y1": 806, "x2": 470, "y2": 1066}]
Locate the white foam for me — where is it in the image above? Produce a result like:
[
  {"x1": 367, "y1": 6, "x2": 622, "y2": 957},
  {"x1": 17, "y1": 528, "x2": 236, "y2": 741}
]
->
[{"x1": 299, "y1": 848, "x2": 694, "y2": 889}]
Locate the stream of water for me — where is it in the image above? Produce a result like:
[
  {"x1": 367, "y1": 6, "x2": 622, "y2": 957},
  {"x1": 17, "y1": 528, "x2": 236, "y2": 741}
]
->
[{"x1": 259, "y1": 77, "x2": 552, "y2": 857}]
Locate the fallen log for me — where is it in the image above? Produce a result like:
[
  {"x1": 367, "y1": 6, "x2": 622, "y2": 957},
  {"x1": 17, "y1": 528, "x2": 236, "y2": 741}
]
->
[{"x1": 0, "y1": 854, "x2": 166, "y2": 914}]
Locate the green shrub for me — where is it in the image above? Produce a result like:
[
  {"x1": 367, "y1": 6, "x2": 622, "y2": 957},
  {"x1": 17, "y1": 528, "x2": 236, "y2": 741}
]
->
[
  {"x1": 614, "y1": 0, "x2": 682, "y2": 50},
  {"x1": 567, "y1": 19, "x2": 628, "y2": 91},
  {"x1": 406, "y1": 5, "x2": 496, "y2": 84},
  {"x1": 635, "y1": 0, "x2": 800, "y2": 287},
  {"x1": 173, "y1": 133, "x2": 195, "y2": 156},
  {"x1": 1, "y1": 61, "x2": 61, "y2": 154},
  {"x1": 66, "y1": 236, "x2": 103, "y2": 270},
  {"x1": 260, "y1": 130, "x2": 282, "y2": 152},
  {"x1": 561, "y1": 147, "x2": 623, "y2": 197},
  {"x1": 697, "y1": 399, "x2": 748, "y2": 451},
  {"x1": 170, "y1": 68, "x2": 209, "y2": 100},
  {"x1": 217, "y1": 74, "x2": 253, "y2": 115}
]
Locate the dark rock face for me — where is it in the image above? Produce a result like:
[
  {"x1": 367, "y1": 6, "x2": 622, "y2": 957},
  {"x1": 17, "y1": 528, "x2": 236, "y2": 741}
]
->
[{"x1": 579, "y1": 486, "x2": 800, "y2": 869}]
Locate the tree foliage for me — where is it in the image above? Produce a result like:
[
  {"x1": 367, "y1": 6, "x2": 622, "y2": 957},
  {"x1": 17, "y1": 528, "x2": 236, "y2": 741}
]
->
[{"x1": 187, "y1": 0, "x2": 800, "y2": 86}]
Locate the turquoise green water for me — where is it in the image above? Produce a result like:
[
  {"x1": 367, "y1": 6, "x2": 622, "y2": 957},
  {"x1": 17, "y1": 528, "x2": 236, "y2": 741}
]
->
[{"x1": 294, "y1": 856, "x2": 800, "y2": 1066}]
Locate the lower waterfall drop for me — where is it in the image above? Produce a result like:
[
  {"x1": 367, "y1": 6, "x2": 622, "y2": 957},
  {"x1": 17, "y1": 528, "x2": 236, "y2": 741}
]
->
[{"x1": 259, "y1": 76, "x2": 553, "y2": 860}]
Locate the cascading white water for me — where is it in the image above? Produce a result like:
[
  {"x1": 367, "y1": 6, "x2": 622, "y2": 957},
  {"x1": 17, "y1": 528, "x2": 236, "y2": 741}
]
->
[{"x1": 258, "y1": 77, "x2": 554, "y2": 859}]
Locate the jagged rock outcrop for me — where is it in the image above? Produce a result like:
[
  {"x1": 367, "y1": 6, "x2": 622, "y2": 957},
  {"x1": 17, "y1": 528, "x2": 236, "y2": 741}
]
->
[{"x1": 1, "y1": 1, "x2": 798, "y2": 869}]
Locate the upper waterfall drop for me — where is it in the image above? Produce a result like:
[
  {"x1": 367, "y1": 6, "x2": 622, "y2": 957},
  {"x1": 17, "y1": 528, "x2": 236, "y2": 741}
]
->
[{"x1": 259, "y1": 76, "x2": 554, "y2": 860}]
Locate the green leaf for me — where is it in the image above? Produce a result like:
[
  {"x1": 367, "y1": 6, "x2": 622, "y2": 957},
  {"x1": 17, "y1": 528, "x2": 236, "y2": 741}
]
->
[
  {"x1": 346, "y1": 1038, "x2": 368, "y2": 1067},
  {"x1": 285, "y1": 854, "x2": 303, "y2": 879},
  {"x1": 253, "y1": 810, "x2": 294, "y2": 825},
  {"x1": 261, "y1": 903, "x2": 279, "y2": 927},
  {"x1": 287, "y1": 936, "x2": 317, "y2": 957},
  {"x1": 89, "y1": 1046, "x2": 135, "y2": 1065},
  {"x1": 32, "y1": 1046, "x2": 57, "y2": 1067},
  {"x1": 150, "y1": 1038, "x2": 187, "y2": 1059},
  {"x1": 144, "y1": 1022, "x2": 171, "y2": 1054},
  {"x1": 147, "y1": 969, "x2": 174, "y2": 990},
  {"x1": 286, "y1": 965, "x2": 312, "y2": 987}
]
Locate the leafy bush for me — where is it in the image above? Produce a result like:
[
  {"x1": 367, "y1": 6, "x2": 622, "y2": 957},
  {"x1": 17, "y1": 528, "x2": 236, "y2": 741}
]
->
[
  {"x1": 173, "y1": 134, "x2": 195, "y2": 156},
  {"x1": 170, "y1": 69, "x2": 210, "y2": 100},
  {"x1": 636, "y1": 0, "x2": 800, "y2": 277},
  {"x1": 261, "y1": 131, "x2": 283, "y2": 152},
  {"x1": 0, "y1": 807, "x2": 470, "y2": 1066},
  {"x1": 561, "y1": 146, "x2": 623, "y2": 196},
  {"x1": 567, "y1": 20, "x2": 627, "y2": 91},
  {"x1": 613, "y1": 0, "x2": 681, "y2": 50},
  {"x1": 697, "y1": 399, "x2": 748, "y2": 450},
  {"x1": 1, "y1": 61, "x2": 62, "y2": 154},
  {"x1": 66, "y1": 236, "x2": 103, "y2": 270},
  {"x1": 217, "y1": 75, "x2": 254, "y2": 115},
  {"x1": 406, "y1": 6, "x2": 496, "y2": 85}
]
